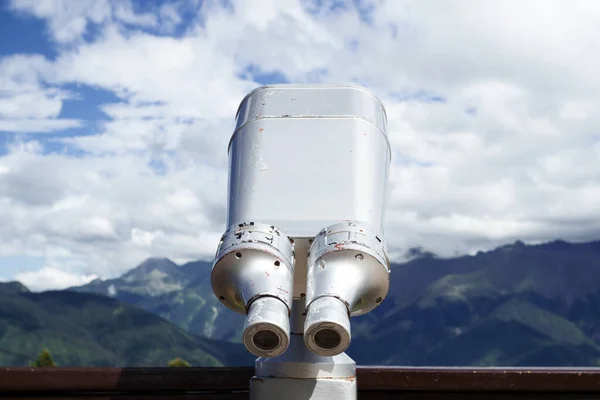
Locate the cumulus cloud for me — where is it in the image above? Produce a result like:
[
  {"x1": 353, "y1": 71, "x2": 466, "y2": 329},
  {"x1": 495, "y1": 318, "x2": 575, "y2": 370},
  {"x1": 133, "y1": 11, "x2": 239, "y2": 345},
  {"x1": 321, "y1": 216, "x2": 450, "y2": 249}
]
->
[
  {"x1": 0, "y1": 119, "x2": 82, "y2": 133},
  {"x1": 0, "y1": 54, "x2": 80, "y2": 133},
  {"x1": 14, "y1": 265, "x2": 98, "y2": 291},
  {"x1": 0, "y1": 139, "x2": 225, "y2": 278},
  {"x1": 8, "y1": 0, "x2": 159, "y2": 44},
  {"x1": 1, "y1": 0, "x2": 600, "y2": 287}
]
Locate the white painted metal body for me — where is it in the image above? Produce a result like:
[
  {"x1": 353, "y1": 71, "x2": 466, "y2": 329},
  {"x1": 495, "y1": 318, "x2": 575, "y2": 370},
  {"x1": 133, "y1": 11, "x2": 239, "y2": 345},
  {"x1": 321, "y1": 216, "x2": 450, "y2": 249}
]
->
[
  {"x1": 227, "y1": 84, "x2": 391, "y2": 238},
  {"x1": 212, "y1": 83, "x2": 391, "y2": 400}
]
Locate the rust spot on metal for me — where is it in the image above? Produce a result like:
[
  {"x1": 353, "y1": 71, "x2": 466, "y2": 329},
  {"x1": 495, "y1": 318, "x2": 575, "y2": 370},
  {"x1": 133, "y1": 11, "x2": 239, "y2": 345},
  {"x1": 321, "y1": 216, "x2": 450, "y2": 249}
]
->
[
  {"x1": 319, "y1": 376, "x2": 356, "y2": 381},
  {"x1": 334, "y1": 243, "x2": 344, "y2": 250}
]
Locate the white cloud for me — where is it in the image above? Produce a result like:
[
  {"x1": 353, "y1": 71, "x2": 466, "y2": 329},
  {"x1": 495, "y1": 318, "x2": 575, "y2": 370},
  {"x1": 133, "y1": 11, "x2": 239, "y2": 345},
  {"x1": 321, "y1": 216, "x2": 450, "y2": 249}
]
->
[
  {"x1": 2, "y1": 0, "x2": 600, "y2": 288},
  {"x1": 0, "y1": 137, "x2": 227, "y2": 278},
  {"x1": 113, "y1": 1, "x2": 157, "y2": 27},
  {"x1": 0, "y1": 119, "x2": 82, "y2": 133},
  {"x1": 0, "y1": 91, "x2": 62, "y2": 119},
  {"x1": 8, "y1": 0, "x2": 160, "y2": 44},
  {"x1": 15, "y1": 265, "x2": 97, "y2": 292},
  {"x1": 51, "y1": 25, "x2": 254, "y2": 119},
  {"x1": 0, "y1": 54, "x2": 80, "y2": 133}
]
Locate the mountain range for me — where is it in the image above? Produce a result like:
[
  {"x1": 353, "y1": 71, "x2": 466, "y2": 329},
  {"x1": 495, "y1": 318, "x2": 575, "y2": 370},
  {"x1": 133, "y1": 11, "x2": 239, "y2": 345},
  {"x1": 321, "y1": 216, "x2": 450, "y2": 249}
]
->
[
  {"x1": 2, "y1": 238, "x2": 600, "y2": 367},
  {"x1": 68, "y1": 239, "x2": 600, "y2": 367},
  {"x1": 68, "y1": 257, "x2": 244, "y2": 342},
  {"x1": 0, "y1": 279, "x2": 253, "y2": 367},
  {"x1": 349, "y1": 240, "x2": 600, "y2": 366}
]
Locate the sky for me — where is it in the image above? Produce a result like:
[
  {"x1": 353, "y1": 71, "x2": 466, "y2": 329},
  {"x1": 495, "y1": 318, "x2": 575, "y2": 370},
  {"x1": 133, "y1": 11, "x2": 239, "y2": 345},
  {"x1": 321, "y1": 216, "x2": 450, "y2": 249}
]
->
[{"x1": 1, "y1": 0, "x2": 600, "y2": 291}]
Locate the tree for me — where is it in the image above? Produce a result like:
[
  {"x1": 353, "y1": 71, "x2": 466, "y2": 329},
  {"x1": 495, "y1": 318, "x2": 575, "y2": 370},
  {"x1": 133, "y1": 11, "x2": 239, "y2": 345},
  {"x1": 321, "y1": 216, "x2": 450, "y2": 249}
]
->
[
  {"x1": 168, "y1": 357, "x2": 191, "y2": 367},
  {"x1": 32, "y1": 349, "x2": 56, "y2": 367}
]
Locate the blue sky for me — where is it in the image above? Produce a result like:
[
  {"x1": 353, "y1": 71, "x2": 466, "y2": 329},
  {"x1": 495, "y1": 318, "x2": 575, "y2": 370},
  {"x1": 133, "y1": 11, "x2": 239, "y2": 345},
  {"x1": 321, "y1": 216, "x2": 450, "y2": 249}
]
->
[
  {"x1": 0, "y1": 6, "x2": 54, "y2": 57},
  {"x1": 1, "y1": 0, "x2": 600, "y2": 290}
]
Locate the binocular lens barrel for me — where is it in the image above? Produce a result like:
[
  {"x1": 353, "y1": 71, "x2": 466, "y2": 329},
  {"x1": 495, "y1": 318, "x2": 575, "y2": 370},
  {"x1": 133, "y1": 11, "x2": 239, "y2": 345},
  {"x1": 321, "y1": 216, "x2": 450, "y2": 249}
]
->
[
  {"x1": 211, "y1": 222, "x2": 295, "y2": 358},
  {"x1": 304, "y1": 296, "x2": 351, "y2": 356},
  {"x1": 243, "y1": 296, "x2": 291, "y2": 358},
  {"x1": 303, "y1": 222, "x2": 390, "y2": 356}
]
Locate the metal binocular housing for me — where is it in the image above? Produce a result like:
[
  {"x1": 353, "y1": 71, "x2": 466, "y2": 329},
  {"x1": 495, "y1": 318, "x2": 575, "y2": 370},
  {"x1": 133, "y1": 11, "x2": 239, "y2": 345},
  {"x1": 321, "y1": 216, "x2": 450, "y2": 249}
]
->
[{"x1": 211, "y1": 83, "x2": 391, "y2": 358}]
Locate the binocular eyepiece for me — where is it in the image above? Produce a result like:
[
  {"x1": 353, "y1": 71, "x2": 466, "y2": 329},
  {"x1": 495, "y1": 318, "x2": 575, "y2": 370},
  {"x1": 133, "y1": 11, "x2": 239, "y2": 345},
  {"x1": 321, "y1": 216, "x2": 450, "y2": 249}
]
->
[
  {"x1": 211, "y1": 83, "x2": 391, "y2": 358},
  {"x1": 212, "y1": 221, "x2": 389, "y2": 358},
  {"x1": 304, "y1": 222, "x2": 389, "y2": 356},
  {"x1": 211, "y1": 222, "x2": 295, "y2": 358}
]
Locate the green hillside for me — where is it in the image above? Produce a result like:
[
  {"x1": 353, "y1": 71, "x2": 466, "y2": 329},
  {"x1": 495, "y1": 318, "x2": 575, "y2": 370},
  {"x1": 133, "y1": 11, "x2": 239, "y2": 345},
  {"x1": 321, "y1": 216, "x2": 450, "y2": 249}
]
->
[
  {"x1": 69, "y1": 259, "x2": 245, "y2": 343},
  {"x1": 0, "y1": 281, "x2": 251, "y2": 367},
  {"x1": 347, "y1": 240, "x2": 600, "y2": 366},
  {"x1": 137, "y1": 265, "x2": 245, "y2": 343}
]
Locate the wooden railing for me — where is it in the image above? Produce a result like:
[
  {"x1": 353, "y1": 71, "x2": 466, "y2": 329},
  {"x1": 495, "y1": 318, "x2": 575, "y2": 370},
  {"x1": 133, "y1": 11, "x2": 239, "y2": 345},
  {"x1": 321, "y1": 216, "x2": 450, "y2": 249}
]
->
[{"x1": 0, "y1": 367, "x2": 599, "y2": 399}]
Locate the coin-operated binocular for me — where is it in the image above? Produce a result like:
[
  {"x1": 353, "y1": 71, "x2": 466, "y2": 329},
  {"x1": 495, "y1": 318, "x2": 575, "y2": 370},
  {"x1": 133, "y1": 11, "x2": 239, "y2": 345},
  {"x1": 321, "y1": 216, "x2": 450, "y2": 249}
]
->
[{"x1": 211, "y1": 83, "x2": 391, "y2": 399}]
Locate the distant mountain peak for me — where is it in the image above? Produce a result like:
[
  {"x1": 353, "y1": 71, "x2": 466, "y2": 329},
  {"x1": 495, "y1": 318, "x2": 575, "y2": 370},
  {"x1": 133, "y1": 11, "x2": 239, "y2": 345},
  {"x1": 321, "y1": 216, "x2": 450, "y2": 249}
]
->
[
  {"x1": 67, "y1": 256, "x2": 198, "y2": 299},
  {"x1": 139, "y1": 257, "x2": 177, "y2": 268},
  {"x1": 122, "y1": 257, "x2": 181, "y2": 279},
  {"x1": 0, "y1": 281, "x2": 29, "y2": 294},
  {"x1": 497, "y1": 240, "x2": 527, "y2": 252},
  {"x1": 403, "y1": 247, "x2": 436, "y2": 261},
  {"x1": 143, "y1": 256, "x2": 173, "y2": 263}
]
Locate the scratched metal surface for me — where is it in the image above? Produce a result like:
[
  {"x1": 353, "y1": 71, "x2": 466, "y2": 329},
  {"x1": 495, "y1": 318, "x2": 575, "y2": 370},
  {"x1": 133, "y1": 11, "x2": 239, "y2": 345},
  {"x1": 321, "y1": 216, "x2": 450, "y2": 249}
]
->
[{"x1": 226, "y1": 84, "x2": 391, "y2": 238}]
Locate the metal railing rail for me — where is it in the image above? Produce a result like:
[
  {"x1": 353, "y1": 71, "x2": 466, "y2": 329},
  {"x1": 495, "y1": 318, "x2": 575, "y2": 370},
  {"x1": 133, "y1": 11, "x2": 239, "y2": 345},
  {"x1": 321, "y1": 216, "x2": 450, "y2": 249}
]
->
[{"x1": 0, "y1": 366, "x2": 598, "y2": 399}]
